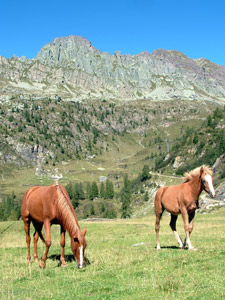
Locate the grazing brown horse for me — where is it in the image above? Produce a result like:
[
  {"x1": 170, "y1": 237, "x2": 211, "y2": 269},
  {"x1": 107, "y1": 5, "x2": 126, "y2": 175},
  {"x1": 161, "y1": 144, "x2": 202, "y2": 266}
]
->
[
  {"x1": 154, "y1": 165, "x2": 215, "y2": 250},
  {"x1": 21, "y1": 182, "x2": 87, "y2": 268}
]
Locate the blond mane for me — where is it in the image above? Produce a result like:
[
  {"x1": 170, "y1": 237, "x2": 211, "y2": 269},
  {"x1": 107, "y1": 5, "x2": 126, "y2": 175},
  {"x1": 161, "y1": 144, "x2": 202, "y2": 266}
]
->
[
  {"x1": 183, "y1": 165, "x2": 213, "y2": 182},
  {"x1": 54, "y1": 184, "x2": 80, "y2": 238}
]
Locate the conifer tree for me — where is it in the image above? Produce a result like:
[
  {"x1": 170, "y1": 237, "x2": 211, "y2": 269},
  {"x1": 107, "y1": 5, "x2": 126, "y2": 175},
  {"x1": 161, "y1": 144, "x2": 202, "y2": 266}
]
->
[
  {"x1": 144, "y1": 191, "x2": 149, "y2": 202},
  {"x1": 105, "y1": 179, "x2": 114, "y2": 199},
  {"x1": 120, "y1": 174, "x2": 132, "y2": 218},
  {"x1": 141, "y1": 165, "x2": 150, "y2": 181},
  {"x1": 86, "y1": 182, "x2": 93, "y2": 200},
  {"x1": 79, "y1": 182, "x2": 85, "y2": 200},
  {"x1": 100, "y1": 182, "x2": 105, "y2": 198},
  {"x1": 90, "y1": 204, "x2": 95, "y2": 215},
  {"x1": 92, "y1": 181, "x2": 99, "y2": 198},
  {"x1": 100, "y1": 202, "x2": 105, "y2": 213}
]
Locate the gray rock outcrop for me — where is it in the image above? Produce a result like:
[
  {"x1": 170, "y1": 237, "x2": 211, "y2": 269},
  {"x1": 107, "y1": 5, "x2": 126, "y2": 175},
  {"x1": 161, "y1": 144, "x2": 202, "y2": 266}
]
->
[{"x1": 1, "y1": 35, "x2": 225, "y2": 102}]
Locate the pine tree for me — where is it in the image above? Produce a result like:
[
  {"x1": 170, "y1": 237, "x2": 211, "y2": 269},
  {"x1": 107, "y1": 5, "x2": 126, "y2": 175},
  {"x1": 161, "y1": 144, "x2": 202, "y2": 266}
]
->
[
  {"x1": 71, "y1": 184, "x2": 79, "y2": 208},
  {"x1": 92, "y1": 181, "x2": 99, "y2": 198},
  {"x1": 79, "y1": 183, "x2": 85, "y2": 200},
  {"x1": 86, "y1": 182, "x2": 93, "y2": 200},
  {"x1": 144, "y1": 191, "x2": 149, "y2": 202},
  {"x1": 120, "y1": 174, "x2": 132, "y2": 218},
  {"x1": 141, "y1": 165, "x2": 150, "y2": 181},
  {"x1": 90, "y1": 204, "x2": 95, "y2": 215},
  {"x1": 100, "y1": 182, "x2": 105, "y2": 198},
  {"x1": 66, "y1": 182, "x2": 73, "y2": 199},
  {"x1": 193, "y1": 132, "x2": 199, "y2": 144},
  {"x1": 100, "y1": 202, "x2": 105, "y2": 213},
  {"x1": 105, "y1": 179, "x2": 114, "y2": 199},
  {"x1": 207, "y1": 115, "x2": 213, "y2": 127}
]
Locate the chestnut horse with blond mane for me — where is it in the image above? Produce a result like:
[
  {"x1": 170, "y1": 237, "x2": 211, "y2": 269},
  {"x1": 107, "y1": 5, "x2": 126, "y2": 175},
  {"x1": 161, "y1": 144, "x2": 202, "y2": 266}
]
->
[
  {"x1": 21, "y1": 182, "x2": 87, "y2": 268},
  {"x1": 154, "y1": 165, "x2": 215, "y2": 250}
]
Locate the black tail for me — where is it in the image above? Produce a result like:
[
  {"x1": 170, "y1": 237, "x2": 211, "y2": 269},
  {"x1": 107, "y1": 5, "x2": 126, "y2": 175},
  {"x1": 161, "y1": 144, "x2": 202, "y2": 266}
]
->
[
  {"x1": 32, "y1": 221, "x2": 45, "y2": 243},
  {"x1": 38, "y1": 230, "x2": 45, "y2": 243}
]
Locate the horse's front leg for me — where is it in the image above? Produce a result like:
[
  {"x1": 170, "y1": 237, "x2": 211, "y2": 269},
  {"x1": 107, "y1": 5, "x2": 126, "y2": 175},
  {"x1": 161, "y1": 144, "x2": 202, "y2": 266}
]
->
[
  {"x1": 60, "y1": 226, "x2": 67, "y2": 267},
  {"x1": 181, "y1": 209, "x2": 194, "y2": 250},
  {"x1": 183, "y1": 212, "x2": 195, "y2": 249},
  {"x1": 40, "y1": 219, "x2": 51, "y2": 268}
]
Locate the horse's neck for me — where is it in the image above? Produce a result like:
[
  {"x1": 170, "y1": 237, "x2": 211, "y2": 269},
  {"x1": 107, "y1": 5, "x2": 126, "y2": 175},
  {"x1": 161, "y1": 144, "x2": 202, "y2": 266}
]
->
[
  {"x1": 56, "y1": 186, "x2": 80, "y2": 238},
  {"x1": 189, "y1": 176, "x2": 202, "y2": 198},
  {"x1": 63, "y1": 214, "x2": 80, "y2": 239}
]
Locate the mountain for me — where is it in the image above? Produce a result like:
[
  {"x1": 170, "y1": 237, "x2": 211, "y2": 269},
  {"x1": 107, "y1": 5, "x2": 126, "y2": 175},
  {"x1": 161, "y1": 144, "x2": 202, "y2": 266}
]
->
[{"x1": 1, "y1": 35, "x2": 225, "y2": 102}]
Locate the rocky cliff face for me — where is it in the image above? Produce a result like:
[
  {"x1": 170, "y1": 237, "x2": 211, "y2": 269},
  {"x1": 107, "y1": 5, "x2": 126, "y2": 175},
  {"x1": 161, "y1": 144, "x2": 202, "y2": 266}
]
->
[{"x1": 1, "y1": 35, "x2": 225, "y2": 102}]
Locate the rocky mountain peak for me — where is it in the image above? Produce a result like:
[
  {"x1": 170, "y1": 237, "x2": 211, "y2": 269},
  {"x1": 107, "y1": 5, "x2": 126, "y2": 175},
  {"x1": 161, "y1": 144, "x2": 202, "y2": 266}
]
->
[
  {"x1": 1, "y1": 35, "x2": 225, "y2": 102},
  {"x1": 36, "y1": 35, "x2": 100, "y2": 67}
]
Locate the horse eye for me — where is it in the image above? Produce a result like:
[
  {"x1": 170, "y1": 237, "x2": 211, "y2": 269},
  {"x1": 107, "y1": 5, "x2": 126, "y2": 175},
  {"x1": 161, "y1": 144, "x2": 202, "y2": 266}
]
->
[{"x1": 74, "y1": 238, "x2": 79, "y2": 243}]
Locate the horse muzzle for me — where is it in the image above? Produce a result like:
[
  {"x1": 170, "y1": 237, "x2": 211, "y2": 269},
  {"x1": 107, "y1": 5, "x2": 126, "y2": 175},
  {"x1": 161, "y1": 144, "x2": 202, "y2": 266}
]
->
[
  {"x1": 77, "y1": 262, "x2": 86, "y2": 269},
  {"x1": 208, "y1": 190, "x2": 215, "y2": 198}
]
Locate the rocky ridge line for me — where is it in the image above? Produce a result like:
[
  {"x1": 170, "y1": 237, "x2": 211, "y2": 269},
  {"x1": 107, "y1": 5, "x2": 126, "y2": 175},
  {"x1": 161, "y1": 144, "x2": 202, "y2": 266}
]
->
[{"x1": 1, "y1": 35, "x2": 225, "y2": 102}]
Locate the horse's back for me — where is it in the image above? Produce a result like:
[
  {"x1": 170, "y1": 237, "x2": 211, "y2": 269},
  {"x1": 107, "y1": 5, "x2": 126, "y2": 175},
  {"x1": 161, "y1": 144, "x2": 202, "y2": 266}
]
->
[
  {"x1": 21, "y1": 185, "x2": 57, "y2": 222},
  {"x1": 21, "y1": 186, "x2": 39, "y2": 218}
]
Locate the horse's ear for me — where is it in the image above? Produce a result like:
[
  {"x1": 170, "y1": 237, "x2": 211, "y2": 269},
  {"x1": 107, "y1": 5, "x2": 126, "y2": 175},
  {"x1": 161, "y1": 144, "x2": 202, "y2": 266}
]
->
[{"x1": 83, "y1": 227, "x2": 87, "y2": 236}]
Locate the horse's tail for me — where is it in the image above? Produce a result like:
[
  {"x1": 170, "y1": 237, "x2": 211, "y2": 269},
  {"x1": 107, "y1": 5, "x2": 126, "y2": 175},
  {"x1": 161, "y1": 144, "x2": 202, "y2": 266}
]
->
[
  {"x1": 38, "y1": 230, "x2": 45, "y2": 243},
  {"x1": 32, "y1": 222, "x2": 45, "y2": 244},
  {"x1": 154, "y1": 187, "x2": 165, "y2": 215}
]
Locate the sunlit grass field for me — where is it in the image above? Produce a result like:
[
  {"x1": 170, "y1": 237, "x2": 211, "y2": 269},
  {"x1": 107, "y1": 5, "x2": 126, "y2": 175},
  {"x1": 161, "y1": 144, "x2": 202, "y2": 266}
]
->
[{"x1": 0, "y1": 208, "x2": 225, "y2": 300}]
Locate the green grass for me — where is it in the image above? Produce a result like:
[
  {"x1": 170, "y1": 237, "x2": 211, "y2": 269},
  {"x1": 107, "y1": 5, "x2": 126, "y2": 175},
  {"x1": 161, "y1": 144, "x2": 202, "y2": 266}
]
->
[{"x1": 1, "y1": 208, "x2": 225, "y2": 299}]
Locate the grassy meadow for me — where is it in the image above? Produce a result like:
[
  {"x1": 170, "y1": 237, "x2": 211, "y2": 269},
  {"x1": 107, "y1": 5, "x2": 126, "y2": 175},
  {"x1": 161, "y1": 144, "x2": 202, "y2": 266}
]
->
[{"x1": 1, "y1": 208, "x2": 225, "y2": 300}]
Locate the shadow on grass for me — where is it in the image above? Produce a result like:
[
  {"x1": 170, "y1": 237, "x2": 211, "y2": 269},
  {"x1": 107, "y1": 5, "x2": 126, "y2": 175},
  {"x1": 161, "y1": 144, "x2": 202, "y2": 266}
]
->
[
  {"x1": 48, "y1": 254, "x2": 91, "y2": 266},
  {"x1": 157, "y1": 246, "x2": 181, "y2": 250}
]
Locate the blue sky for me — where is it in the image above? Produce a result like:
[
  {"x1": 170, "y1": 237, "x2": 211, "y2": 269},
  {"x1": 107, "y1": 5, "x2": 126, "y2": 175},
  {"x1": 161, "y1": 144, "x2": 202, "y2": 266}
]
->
[{"x1": 1, "y1": 0, "x2": 225, "y2": 66}]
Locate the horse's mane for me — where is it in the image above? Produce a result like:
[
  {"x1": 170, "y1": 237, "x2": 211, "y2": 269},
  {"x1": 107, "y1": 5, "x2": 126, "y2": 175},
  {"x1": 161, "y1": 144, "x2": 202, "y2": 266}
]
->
[
  {"x1": 183, "y1": 165, "x2": 213, "y2": 182},
  {"x1": 53, "y1": 182, "x2": 80, "y2": 239}
]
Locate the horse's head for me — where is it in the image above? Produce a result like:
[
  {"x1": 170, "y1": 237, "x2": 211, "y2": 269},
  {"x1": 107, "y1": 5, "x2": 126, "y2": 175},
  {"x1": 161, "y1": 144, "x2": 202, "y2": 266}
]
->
[
  {"x1": 200, "y1": 167, "x2": 215, "y2": 198},
  {"x1": 71, "y1": 228, "x2": 87, "y2": 268}
]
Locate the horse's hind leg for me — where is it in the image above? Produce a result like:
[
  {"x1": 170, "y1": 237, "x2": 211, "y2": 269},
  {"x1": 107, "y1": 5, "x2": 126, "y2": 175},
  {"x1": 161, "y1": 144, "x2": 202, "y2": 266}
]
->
[
  {"x1": 33, "y1": 231, "x2": 39, "y2": 262},
  {"x1": 23, "y1": 218, "x2": 31, "y2": 262},
  {"x1": 33, "y1": 222, "x2": 43, "y2": 262},
  {"x1": 155, "y1": 206, "x2": 164, "y2": 250},
  {"x1": 155, "y1": 188, "x2": 165, "y2": 250},
  {"x1": 183, "y1": 212, "x2": 195, "y2": 249},
  {"x1": 155, "y1": 213, "x2": 162, "y2": 250},
  {"x1": 170, "y1": 214, "x2": 183, "y2": 249}
]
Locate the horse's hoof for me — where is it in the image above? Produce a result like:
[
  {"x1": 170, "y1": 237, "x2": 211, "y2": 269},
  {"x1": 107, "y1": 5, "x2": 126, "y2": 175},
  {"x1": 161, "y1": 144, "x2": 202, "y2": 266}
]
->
[
  {"x1": 34, "y1": 258, "x2": 39, "y2": 263},
  {"x1": 188, "y1": 247, "x2": 198, "y2": 251},
  {"x1": 39, "y1": 261, "x2": 46, "y2": 269},
  {"x1": 61, "y1": 263, "x2": 68, "y2": 268}
]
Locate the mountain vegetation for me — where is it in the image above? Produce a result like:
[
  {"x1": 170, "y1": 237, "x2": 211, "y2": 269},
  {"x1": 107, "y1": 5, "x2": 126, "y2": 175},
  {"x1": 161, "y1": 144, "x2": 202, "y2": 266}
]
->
[{"x1": 0, "y1": 97, "x2": 224, "y2": 221}]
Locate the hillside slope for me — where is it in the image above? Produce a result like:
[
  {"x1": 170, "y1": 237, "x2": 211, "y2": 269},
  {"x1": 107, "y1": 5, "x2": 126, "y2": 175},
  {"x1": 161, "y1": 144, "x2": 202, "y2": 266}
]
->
[{"x1": 0, "y1": 99, "x2": 224, "y2": 220}]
